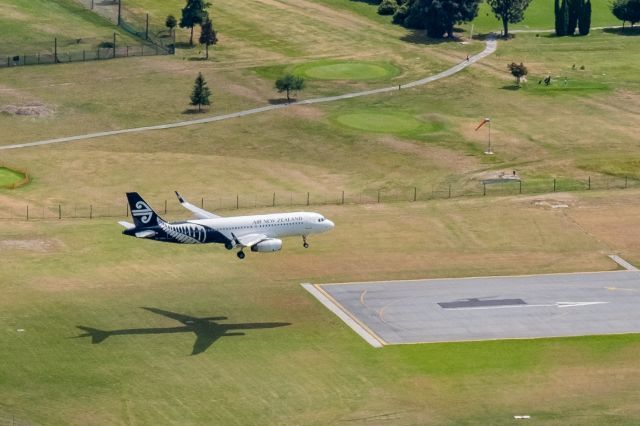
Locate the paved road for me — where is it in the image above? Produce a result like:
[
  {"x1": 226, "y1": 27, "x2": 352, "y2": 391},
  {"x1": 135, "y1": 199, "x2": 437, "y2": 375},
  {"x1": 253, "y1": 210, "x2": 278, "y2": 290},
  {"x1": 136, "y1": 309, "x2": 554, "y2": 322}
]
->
[
  {"x1": 314, "y1": 270, "x2": 640, "y2": 346},
  {"x1": 0, "y1": 37, "x2": 497, "y2": 151}
]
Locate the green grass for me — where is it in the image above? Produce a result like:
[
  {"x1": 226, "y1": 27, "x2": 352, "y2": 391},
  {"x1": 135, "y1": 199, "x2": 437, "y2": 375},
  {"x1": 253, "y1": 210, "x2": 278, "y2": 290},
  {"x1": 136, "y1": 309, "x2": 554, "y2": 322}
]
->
[
  {"x1": 335, "y1": 112, "x2": 423, "y2": 133},
  {"x1": 0, "y1": 0, "x2": 139, "y2": 56},
  {"x1": 471, "y1": 0, "x2": 621, "y2": 33},
  {"x1": 1, "y1": 2, "x2": 640, "y2": 423},
  {"x1": 293, "y1": 59, "x2": 400, "y2": 80},
  {"x1": 2, "y1": 194, "x2": 640, "y2": 424},
  {"x1": 0, "y1": 167, "x2": 24, "y2": 187}
]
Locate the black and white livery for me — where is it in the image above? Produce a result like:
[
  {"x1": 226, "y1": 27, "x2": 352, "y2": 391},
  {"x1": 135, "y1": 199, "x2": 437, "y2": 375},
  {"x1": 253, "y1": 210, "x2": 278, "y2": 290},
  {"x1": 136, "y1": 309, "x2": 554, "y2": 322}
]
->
[{"x1": 119, "y1": 192, "x2": 334, "y2": 259}]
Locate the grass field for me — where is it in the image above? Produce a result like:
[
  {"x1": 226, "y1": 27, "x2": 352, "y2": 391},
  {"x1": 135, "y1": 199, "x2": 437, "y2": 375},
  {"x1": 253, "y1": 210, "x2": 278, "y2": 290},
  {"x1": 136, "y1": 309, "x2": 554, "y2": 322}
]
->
[
  {"x1": 2, "y1": 191, "x2": 640, "y2": 424},
  {"x1": 1, "y1": 0, "x2": 640, "y2": 424},
  {"x1": 0, "y1": 0, "x2": 139, "y2": 56}
]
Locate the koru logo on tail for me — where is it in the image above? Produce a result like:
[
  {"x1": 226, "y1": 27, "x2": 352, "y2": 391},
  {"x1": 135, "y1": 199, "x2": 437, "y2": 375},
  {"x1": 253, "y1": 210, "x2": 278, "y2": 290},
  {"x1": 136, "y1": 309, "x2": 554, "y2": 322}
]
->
[{"x1": 132, "y1": 201, "x2": 153, "y2": 224}]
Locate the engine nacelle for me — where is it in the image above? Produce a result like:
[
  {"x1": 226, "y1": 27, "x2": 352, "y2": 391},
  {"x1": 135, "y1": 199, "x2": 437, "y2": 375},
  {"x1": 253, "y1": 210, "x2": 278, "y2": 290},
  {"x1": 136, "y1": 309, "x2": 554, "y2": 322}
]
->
[{"x1": 251, "y1": 238, "x2": 282, "y2": 252}]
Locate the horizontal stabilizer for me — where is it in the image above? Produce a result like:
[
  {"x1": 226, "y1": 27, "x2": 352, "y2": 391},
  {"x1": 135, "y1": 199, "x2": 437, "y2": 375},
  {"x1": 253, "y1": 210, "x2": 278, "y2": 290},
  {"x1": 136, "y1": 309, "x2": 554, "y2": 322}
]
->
[
  {"x1": 135, "y1": 230, "x2": 157, "y2": 239},
  {"x1": 118, "y1": 221, "x2": 135, "y2": 230},
  {"x1": 175, "y1": 191, "x2": 221, "y2": 219}
]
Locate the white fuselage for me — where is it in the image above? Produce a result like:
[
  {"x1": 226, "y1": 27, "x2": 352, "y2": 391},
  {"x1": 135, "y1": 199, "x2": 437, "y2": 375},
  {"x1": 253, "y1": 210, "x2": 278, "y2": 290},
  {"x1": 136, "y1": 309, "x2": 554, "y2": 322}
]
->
[{"x1": 191, "y1": 211, "x2": 334, "y2": 240}]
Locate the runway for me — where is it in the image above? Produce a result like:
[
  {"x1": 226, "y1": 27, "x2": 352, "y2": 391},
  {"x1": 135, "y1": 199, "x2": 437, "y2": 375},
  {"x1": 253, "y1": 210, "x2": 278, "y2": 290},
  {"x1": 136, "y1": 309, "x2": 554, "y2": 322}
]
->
[{"x1": 303, "y1": 268, "x2": 640, "y2": 347}]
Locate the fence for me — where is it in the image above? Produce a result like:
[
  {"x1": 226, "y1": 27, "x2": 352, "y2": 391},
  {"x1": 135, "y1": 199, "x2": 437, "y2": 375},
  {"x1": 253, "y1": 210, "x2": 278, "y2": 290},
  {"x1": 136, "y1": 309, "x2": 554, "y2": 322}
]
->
[
  {"x1": 0, "y1": 1, "x2": 172, "y2": 69},
  {"x1": 74, "y1": 0, "x2": 175, "y2": 52},
  {"x1": 0, "y1": 175, "x2": 636, "y2": 221}
]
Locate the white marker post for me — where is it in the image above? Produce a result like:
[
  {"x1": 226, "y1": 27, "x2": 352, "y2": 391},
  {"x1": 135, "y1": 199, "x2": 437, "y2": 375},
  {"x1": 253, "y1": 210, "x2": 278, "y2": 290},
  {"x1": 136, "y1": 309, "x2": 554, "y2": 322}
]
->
[{"x1": 484, "y1": 117, "x2": 493, "y2": 155}]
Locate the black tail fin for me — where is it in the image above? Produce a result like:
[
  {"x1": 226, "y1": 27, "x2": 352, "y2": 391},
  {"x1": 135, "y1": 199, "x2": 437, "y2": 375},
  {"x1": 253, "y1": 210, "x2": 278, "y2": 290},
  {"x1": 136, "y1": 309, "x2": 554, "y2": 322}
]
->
[{"x1": 126, "y1": 192, "x2": 162, "y2": 228}]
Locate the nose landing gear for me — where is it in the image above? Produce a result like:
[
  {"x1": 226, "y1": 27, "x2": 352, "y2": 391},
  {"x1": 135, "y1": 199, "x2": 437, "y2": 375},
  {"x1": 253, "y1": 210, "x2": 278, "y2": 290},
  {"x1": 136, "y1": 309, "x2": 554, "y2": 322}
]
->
[
  {"x1": 302, "y1": 236, "x2": 309, "y2": 249},
  {"x1": 237, "y1": 250, "x2": 245, "y2": 259}
]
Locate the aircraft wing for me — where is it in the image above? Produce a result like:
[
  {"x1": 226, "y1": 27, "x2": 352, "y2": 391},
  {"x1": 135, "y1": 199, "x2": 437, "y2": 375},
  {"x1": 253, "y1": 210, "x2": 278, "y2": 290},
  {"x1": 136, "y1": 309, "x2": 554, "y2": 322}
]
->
[
  {"x1": 142, "y1": 307, "x2": 198, "y2": 325},
  {"x1": 118, "y1": 221, "x2": 135, "y2": 230},
  {"x1": 233, "y1": 233, "x2": 268, "y2": 248},
  {"x1": 175, "y1": 191, "x2": 221, "y2": 219}
]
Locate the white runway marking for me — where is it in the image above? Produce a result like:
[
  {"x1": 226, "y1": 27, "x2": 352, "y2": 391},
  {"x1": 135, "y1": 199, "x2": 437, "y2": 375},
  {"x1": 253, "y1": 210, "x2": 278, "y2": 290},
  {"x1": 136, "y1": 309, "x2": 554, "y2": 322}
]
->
[
  {"x1": 447, "y1": 301, "x2": 609, "y2": 311},
  {"x1": 301, "y1": 283, "x2": 384, "y2": 348}
]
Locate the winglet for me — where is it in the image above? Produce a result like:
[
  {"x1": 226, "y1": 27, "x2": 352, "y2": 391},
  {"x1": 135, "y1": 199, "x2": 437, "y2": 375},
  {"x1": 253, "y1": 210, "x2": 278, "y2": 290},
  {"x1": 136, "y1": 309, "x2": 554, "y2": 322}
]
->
[{"x1": 174, "y1": 191, "x2": 221, "y2": 219}]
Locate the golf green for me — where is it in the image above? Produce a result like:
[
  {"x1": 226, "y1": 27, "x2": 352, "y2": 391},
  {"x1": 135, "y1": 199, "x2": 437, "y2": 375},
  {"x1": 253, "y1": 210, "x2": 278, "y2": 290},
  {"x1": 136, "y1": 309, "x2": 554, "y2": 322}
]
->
[
  {"x1": 294, "y1": 61, "x2": 398, "y2": 80},
  {"x1": 0, "y1": 167, "x2": 27, "y2": 188},
  {"x1": 336, "y1": 113, "x2": 421, "y2": 133}
]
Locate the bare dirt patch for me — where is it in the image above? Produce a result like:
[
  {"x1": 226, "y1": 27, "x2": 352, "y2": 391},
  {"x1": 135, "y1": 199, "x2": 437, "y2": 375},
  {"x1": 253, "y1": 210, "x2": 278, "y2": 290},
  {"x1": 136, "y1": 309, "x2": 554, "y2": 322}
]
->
[
  {"x1": 0, "y1": 238, "x2": 58, "y2": 252},
  {"x1": 2, "y1": 103, "x2": 54, "y2": 117}
]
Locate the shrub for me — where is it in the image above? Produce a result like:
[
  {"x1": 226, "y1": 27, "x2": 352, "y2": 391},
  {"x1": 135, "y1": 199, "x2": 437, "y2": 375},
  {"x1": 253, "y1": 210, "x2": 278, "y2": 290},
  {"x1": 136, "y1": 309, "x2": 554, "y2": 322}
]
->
[
  {"x1": 378, "y1": 0, "x2": 398, "y2": 15},
  {"x1": 393, "y1": 4, "x2": 410, "y2": 24}
]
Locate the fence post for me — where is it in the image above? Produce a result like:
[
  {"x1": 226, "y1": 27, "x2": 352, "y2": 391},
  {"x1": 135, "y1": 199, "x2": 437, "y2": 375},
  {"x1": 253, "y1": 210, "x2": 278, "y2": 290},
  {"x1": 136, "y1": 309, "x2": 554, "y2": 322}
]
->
[
  {"x1": 7, "y1": 57, "x2": 10, "y2": 67},
  {"x1": 58, "y1": 204, "x2": 61, "y2": 219},
  {"x1": 236, "y1": 194, "x2": 239, "y2": 209},
  {"x1": 377, "y1": 190, "x2": 380, "y2": 203},
  {"x1": 26, "y1": 205, "x2": 29, "y2": 220},
  {"x1": 341, "y1": 191, "x2": 345, "y2": 205},
  {"x1": 54, "y1": 37, "x2": 58, "y2": 63},
  {"x1": 273, "y1": 192, "x2": 276, "y2": 207},
  {"x1": 164, "y1": 200, "x2": 167, "y2": 214},
  {"x1": 83, "y1": 50, "x2": 85, "y2": 61},
  {"x1": 37, "y1": 53, "x2": 40, "y2": 64},
  {"x1": 413, "y1": 187, "x2": 417, "y2": 202},
  {"x1": 200, "y1": 197, "x2": 204, "y2": 208},
  {"x1": 448, "y1": 184, "x2": 451, "y2": 199},
  {"x1": 145, "y1": 14, "x2": 149, "y2": 40},
  {"x1": 553, "y1": 178, "x2": 556, "y2": 192},
  {"x1": 113, "y1": 32, "x2": 116, "y2": 59},
  {"x1": 90, "y1": 205, "x2": 93, "y2": 219},
  {"x1": 519, "y1": 180, "x2": 522, "y2": 194},
  {"x1": 625, "y1": 176, "x2": 628, "y2": 189},
  {"x1": 97, "y1": 48, "x2": 100, "y2": 60},
  {"x1": 126, "y1": 46, "x2": 129, "y2": 57},
  {"x1": 588, "y1": 176, "x2": 591, "y2": 190},
  {"x1": 483, "y1": 183, "x2": 486, "y2": 196},
  {"x1": 307, "y1": 192, "x2": 310, "y2": 206}
]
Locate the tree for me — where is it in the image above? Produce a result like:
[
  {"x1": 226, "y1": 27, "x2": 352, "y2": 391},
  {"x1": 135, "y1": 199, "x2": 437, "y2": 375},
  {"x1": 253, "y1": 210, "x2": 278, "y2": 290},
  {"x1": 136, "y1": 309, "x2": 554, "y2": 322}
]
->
[
  {"x1": 275, "y1": 74, "x2": 305, "y2": 103},
  {"x1": 180, "y1": 0, "x2": 210, "y2": 46},
  {"x1": 165, "y1": 14, "x2": 177, "y2": 36},
  {"x1": 554, "y1": 0, "x2": 565, "y2": 35},
  {"x1": 199, "y1": 19, "x2": 217, "y2": 59},
  {"x1": 378, "y1": 0, "x2": 398, "y2": 15},
  {"x1": 487, "y1": 0, "x2": 532, "y2": 37},
  {"x1": 403, "y1": 0, "x2": 481, "y2": 38},
  {"x1": 507, "y1": 62, "x2": 528, "y2": 86},
  {"x1": 611, "y1": 0, "x2": 629, "y2": 27},
  {"x1": 578, "y1": 0, "x2": 591, "y2": 35},
  {"x1": 611, "y1": 0, "x2": 640, "y2": 27},
  {"x1": 567, "y1": 0, "x2": 580, "y2": 35},
  {"x1": 190, "y1": 72, "x2": 211, "y2": 112}
]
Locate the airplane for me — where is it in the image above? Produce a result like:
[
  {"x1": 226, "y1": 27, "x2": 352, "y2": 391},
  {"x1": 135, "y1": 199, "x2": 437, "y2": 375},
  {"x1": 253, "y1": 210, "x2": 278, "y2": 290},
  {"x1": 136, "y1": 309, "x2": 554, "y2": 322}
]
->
[
  {"x1": 118, "y1": 191, "x2": 334, "y2": 259},
  {"x1": 75, "y1": 307, "x2": 290, "y2": 355}
]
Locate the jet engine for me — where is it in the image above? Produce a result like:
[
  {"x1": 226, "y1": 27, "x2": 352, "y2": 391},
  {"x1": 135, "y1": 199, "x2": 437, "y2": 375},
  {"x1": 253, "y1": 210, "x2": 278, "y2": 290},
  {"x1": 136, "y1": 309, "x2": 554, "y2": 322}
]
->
[{"x1": 251, "y1": 238, "x2": 283, "y2": 252}]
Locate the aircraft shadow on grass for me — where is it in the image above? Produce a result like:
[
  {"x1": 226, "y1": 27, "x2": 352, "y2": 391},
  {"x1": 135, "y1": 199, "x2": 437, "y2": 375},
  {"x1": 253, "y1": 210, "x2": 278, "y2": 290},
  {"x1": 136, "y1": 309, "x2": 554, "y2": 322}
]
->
[{"x1": 75, "y1": 307, "x2": 290, "y2": 355}]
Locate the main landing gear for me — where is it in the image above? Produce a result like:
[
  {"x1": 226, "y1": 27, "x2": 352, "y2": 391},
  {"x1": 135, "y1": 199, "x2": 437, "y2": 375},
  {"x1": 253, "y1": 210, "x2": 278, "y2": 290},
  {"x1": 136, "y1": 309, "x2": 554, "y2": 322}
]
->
[
  {"x1": 237, "y1": 250, "x2": 245, "y2": 259},
  {"x1": 302, "y1": 236, "x2": 309, "y2": 249}
]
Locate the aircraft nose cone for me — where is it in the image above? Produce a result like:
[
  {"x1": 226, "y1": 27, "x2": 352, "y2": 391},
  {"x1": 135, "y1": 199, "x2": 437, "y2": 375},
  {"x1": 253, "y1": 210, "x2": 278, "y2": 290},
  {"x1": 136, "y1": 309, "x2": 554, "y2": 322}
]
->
[{"x1": 325, "y1": 220, "x2": 335, "y2": 230}]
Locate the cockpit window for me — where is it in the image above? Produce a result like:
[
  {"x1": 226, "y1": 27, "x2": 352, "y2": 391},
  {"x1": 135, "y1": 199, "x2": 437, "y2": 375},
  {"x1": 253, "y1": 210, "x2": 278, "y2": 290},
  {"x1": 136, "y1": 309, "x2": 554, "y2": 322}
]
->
[{"x1": 317, "y1": 218, "x2": 325, "y2": 222}]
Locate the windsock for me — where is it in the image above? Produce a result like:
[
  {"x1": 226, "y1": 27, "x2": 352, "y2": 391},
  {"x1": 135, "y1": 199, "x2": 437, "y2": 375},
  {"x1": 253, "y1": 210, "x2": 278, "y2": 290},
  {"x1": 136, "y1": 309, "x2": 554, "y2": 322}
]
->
[{"x1": 475, "y1": 117, "x2": 490, "y2": 131}]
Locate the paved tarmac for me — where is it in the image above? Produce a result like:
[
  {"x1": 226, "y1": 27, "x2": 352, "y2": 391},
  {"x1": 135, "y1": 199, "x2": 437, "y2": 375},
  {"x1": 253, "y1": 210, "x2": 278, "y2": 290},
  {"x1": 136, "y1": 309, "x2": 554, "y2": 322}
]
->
[{"x1": 314, "y1": 270, "x2": 640, "y2": 346}]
